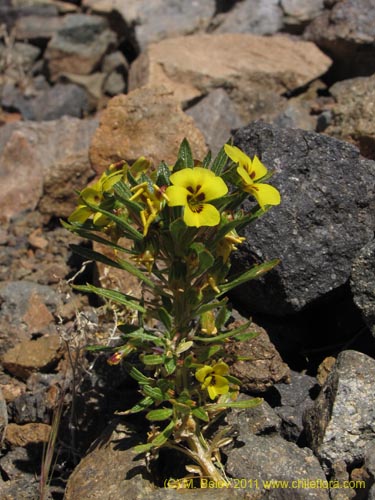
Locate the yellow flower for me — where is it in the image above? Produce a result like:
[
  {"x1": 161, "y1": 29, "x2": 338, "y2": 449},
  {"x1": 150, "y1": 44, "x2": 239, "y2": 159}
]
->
[
  {"x1": 216, "y1": 230, "x2": 246, "y2": 263},
  {"x1": 224, "y1": 144, "x2": 281, "y2": 208},
  {"x1": 195, "y1": 362, "x2": 230, "y2": 400},
  {"x1": 166, "y1": 167, "x2": 228, "y2": 227},
  {"x1": 130, "y1": 182, "x2": 169, "y2": 236}
]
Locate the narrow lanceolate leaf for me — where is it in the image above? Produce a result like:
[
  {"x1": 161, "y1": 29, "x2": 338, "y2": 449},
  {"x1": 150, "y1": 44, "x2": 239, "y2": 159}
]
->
[
  {"x1": 218, "y1": 259, "x2": 280, "y2": 295},
  {"x1": 141, "y1": 354, "x2": 165, "y2": 366},
  {"x1": 69, "y1": 244, "x2": 123, "y2": 269},
  {"x1": 84, "y1": 198, "x2": 144, "y2": 241},
  {"x1": 211, "y1": 145, "x2": 229, "y2": 175},
  {"x1": 177, "y1": 138, "x2": 194, "y2": 168},
  {"x1": 133, "y1": 420, "x2": 175, "y2": 454},
  {"x1": 192, "y1": 407, "x2": 209, "y2": 422},
  {"x1": 126, "y1": 365, "x2": 154, "y2": 385},
  {"x1": 155, "y1": 161, "x2": 171, "y2": 186},
  {"x1": 121, "y1": 396, "x2": 154, "y2": 414},
  {"x1": 63, "y1": 225, "x2": 134, "y2": 255},
  {"x1": 202, "y1": 150, "x2": 212, "y2": 169},
  {"x1": 115, "y1": 257, "x2": 170, "y2": 298},
  {"x1": 206, "y1": 398, "x2": 263, "y2": 410},
  {"x1": 146, "y1": 408, "x2": 173, "y2": 421},
  {"x1": 193, "y1": 320, "x2": 251, "y2": 343},
  {"x1": 142, "y1": 385, "x2": 164, "y2": 401},
  {"x1": 73, "y1": 284, "x2": 146, "y2": 313},
  {"x1": 113, "y1": 182, "x2": 143, "y2": 213}
]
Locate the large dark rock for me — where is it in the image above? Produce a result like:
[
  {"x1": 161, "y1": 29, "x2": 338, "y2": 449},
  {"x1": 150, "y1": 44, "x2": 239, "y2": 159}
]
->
[{"x1": 230, "y1": 121, "x2": 374, "y2": 316}]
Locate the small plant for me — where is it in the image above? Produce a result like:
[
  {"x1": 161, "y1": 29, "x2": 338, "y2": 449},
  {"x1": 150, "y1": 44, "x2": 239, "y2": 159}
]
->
[{"x1": 63, "y1": 139, "x2": 281, "y2": 482}]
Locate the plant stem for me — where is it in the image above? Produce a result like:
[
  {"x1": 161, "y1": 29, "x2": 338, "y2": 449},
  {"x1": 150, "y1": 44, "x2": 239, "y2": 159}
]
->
[{"x1": 186, "y1": 434, "x2": 225, "y2": 483}]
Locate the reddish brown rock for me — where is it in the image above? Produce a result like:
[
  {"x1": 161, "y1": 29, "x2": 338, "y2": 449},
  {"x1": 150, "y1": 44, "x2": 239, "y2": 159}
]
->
[
  {"x1": 0, "y1": 117, "x2": 98, "y2": 222},
  {"x1": 89, "y1": 86, "x2": 207, "y2": 174},
  {"x1": 22, "y1": 291, "x2": 54, "y2": 334},
  {"x1": 225, "y1": 322, "x2": 290, "y2": 393},
  {"x1": 1, "y1": 335, "x2": 63, "y2": 381},
  {"x1": 5, "y1": 423, "x2": 51, "y2": 447},
  {"x1": 129, "y1": 34, "x2": 331, "y2": 122}
]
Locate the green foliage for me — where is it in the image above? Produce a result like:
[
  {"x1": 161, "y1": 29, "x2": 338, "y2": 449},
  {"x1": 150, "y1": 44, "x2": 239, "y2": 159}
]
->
[{"x1": 64, "y1": 137, "x2": 281, "y2": 481}]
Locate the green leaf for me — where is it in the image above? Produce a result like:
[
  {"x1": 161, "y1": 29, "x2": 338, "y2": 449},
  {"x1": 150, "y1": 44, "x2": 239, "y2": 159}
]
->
[
  {"x1": 85, "y1": 344, "x2": 117, "y2": 352},
  {"x1": 133, "y1": 442, "x2": 154, "y2": 454},
  {"x1": 141, "y1": 354, "x2": 165, "y2": 366},
  {"x1": 226, "y1": 374, "x2": 242, "y2": 385},
  {"x1": 155, "y1": 161, "x2": 171, "y2": 186},
  {"x1": 113, "y1": 181, "x2": 143, "y2": 213},
  {"x1": 126, "y1": 365, "x2": 154, "y2": 385},
  {"x1": 146, "y1": 408, "x2": 173, "y2": 421},
  {"x1": 202, "y1": 150, "x2": 212, "y2": 169},
  {"x1": 211, "y1": 145, "x2": 228, "y2": 175},
  {"x1": 164, "y1": 356, "x2": 176, "y2": 375},
  {"x1": 206, "y1": 398, "x2": 263, "y2": 410},
  {"x1": 157, "y1": 307, "x2": 172, "y2": 331},
  {"x1": 218, "y1": 259, "x2": 280, "y2": 295},
  {"x1": 73, "y1": 283, "x2": 146, "y2": 313},
  {"x1": 234, "y1": 331, "x2": 259, "y2": 342},
  {"x1": 83, "y1": 197, "x2": 144, "y2": 241},
  {"x1": 194, "y1": 299, "x2": 228, "y2": 316},
  {"x1": 116, "y1": 256, "x2": 163, "y2": 292},
  {"x1": 177, "y1": 138, "x2": 194, "y2": 168},
  {"x1": 143, "y1": 385, "x2": 164, "y2": 400},
  {"x1": 175, "y1": 341, "x2": 193, "y2": 356},
  {"x1": 69, "y1": 244, "x2": 123, "y2": 269},
  {"x1": 196, "y1": 345, "x2": 222, "y2": 362},
  {"x1": 125, "y1": 396, "x2": 154, "y2": 414},
  {"x1": 193, "y1": 320, "x2": 251, "y2": 343},
  {"x1": 62, "y1": 224, "x2": 135, "y2": 255},
  {"x1": 192, "y1": 407, "x2": 209, "y2": 422}
]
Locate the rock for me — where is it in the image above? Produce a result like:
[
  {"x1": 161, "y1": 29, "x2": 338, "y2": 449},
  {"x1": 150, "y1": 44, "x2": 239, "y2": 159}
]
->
[
  {"x1": 59, "y1": 72, "x2": 106, "y2": 103},
  {"x1": 13, "y1": 14, "x2": 63, "y2": 40},
  {"x1": 0, "y1": 386, "x2": 7, "y2": 445},
  {"x1": 0, "y1": 281, "x2": 61, "y2": 353},
  {"x1": 226, "y1": 432, "x2": 329, "y2": 499},
  {"x1": 186, "y1": 89, "x2": 244, "y2": 155},
  {"x1": 325, "y1": 75, "x2": 375, "y2": 159},
  {"x1": 272, "y1": 98, "x2": 317, "y2": 131},
  {"x1": 272, "y1": 371, "x2": 319, "y2": 442},
  {"x1": 45, "y1": 14, "x2": 117, "y2": 79},
  {"x1": 350, "y1": 239, "x2": 375, "y2": 338},
  {"x1": 103, "y1": 71, "x2": 126, "y2": 96},
  {"x1": 2, "y1": 82, "x2": 90, "y2": 121},
  {"x1": 281, "y1": 0, "x2": 324, "y2": 29},
  {"x1": 84, "y1": 0, "x2": 216, "y2": 50},
  {"x1": 5, "y1": 423, "x2": 51, "y2": 447},
  {"x1": 2, "y1": 334, "x2": 63, "y2": 380},
  {"x1": 129, "y1": 34, "x2": 331, "y2": 122},
  {"x1": 64, "y1": 418, "x2": 251, "y2": 499},
  {"x1": 230, "y1": 121, "x2": 374, "y2": 315},
  {"x1": 303, "y1": 350, "x2": 375, "y2": 472},
  {"x1": 63, "y1": 419, "x2": 154, "y2": 500},
  {"x1": 89, "y1": 86, "x2": 207, "y2": 174},
  {"x1": 226, "y1": 398, "x2": 281, "y2": 436},
  {"x1": 212, "y1": 0, "x2": 283, "y2": 35},
  {"x1": 316, "y1": 356, "x2": 336, "y2": 386},
  {"x1": 225, "y1": 322, "x2": 290, "y2": 393},
  {"x1": 304, "y1": 0, "x2": 375, "y2": 78},
  {"x1": 0, "y1": 476, "x2": 40, "y2": 500},
  {"x1": 0, "y1": 41, "x2": 41, "y2": 80},
  {"x1": 0, "y1": 117, "x2": 98, "y2": 221},
  {"x1": 0, "y1": 375, "x2": 26, "y2": 403}
]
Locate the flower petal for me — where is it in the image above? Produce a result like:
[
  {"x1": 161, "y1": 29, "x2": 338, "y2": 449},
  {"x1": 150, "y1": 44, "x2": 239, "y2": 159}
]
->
[
  {"x1": 195, "y1": 365, "x2": 213, "y2": 383},
  {"x1": 247, "y1": 183, "x2": 281, "y2": 208},
  {"x1": 68, "y1": 205, "x2": 92, "y2": 223},
  {"x1": 165, "y1": 185, "x2": 189, "y2": 206},
  {"x1": 251, "y1": 155, "x2": 268, "y2": 181},
  {"x1": 224, "y1": 144, "x2": 252, "y2": 169},
  {"x1": 183, "y1": 203, "x2": 220, "y2": 227},
  {"x1": 207, "y1": 375, "x2": 229, "y2": 399},
  {"x1": 213, "y1": 362, "x2": 229, "y2": 376},
  {"x1": 237, "y1": 165, "x2": 253, "y2": 185},
  {"x1": 200, "y1": 174, "x2": 228, "y2": 201}
]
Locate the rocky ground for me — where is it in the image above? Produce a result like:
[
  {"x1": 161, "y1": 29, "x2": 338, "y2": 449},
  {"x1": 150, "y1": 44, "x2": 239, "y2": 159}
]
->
[{"x1": 0, "y1": 0, "x2": 375, "y2": 499}]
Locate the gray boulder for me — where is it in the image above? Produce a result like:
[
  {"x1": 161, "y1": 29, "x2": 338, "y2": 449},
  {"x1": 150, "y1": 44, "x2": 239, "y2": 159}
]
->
[
  {"x1": 212, "y1": 0, "x2": 283, "y2": 35},
  {"x1": 305, "y1": 0, "x2": 375, "y2": 78},
  {"x1": 230, "y1": 121, "x2": 374, "y2": 315},
  {"x1": 303, "y1": 350, "x2": 375, "y2": 472}
]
